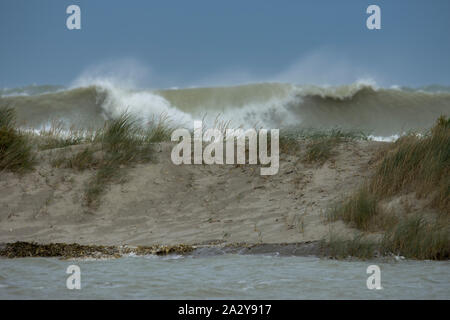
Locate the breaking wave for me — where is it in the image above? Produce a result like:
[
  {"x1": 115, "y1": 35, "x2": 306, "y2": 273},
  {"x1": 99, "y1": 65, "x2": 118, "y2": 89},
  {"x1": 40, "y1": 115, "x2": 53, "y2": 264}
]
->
[{"x1": 1, "y1": 81, "x2": 449, "y2": 136}]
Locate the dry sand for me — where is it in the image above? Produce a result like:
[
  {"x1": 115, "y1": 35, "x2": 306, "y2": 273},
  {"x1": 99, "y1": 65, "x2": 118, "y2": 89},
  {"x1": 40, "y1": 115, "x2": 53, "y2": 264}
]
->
[{"x1": 0, "y1": 140, "x2": 386, "y2": 246}]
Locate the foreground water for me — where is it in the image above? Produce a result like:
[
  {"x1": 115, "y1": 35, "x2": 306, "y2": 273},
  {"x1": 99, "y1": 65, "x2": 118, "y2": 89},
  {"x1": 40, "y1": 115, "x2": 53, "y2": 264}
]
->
[{"x1": 0, "y1": 254, "x2": 449, "y2": 299}]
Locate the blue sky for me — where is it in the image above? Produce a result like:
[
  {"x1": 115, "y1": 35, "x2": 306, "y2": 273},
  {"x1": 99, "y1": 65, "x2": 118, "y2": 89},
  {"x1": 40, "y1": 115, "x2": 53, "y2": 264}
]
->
[{"x1": 1, "y1": 0, "x2": 449, "y2": 88}]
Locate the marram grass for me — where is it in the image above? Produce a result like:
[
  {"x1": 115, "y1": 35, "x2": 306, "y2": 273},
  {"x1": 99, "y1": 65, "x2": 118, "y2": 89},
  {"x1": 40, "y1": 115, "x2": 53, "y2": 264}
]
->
[
  {"x1": 323, "y1": 215, "x2": 449, "y2": 260},
  {"x1": 381, "y1": 215, "x2": 449, "y2": 260},
  {"x1": 325, "y1": 116, "x2": 450, "y2": 260},
  {"x1": 0, "y1": 106, "x2": 35, "y2": 172},
  {"x1": 1, "y1": 107, "x2": 173, "y2": 207},
  {"x1": 371, "y1": 115, "x2": 449, "y2": 214},
  {"x1": 84, "y1": 111, "x2": 163, "y2": 207}
]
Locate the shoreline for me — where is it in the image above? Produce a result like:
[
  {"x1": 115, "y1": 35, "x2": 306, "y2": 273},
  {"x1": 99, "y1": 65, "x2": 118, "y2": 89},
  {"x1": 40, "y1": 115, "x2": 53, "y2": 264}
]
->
[
  {"x1": 1, "y1": 111, "x2": 448, "y2": 261},
  {"x1": 0, "y1": 241, "x2": 323, "y2": 259}
]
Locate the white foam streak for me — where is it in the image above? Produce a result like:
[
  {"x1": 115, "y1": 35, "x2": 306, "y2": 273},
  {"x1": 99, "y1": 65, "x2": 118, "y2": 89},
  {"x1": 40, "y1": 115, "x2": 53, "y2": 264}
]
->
[
  {"x1": 219, "y1": 93, "x2": 302, "y2": 129},
  {"x1": 368, "y1": 134, "x2": 399, "y2": 142},
  {"x1": 97, "y1": 83, "x2": 193, "y2": 126}
]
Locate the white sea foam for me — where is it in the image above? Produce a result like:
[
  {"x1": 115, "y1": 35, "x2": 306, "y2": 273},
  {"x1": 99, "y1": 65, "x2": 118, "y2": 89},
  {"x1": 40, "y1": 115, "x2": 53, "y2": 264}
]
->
[
  {"x1": 98, "y1": 83, "x2": 194, "y2": 126},
  {"x1": 368, "y1": 134, "x2": 400, "y2": 142}
]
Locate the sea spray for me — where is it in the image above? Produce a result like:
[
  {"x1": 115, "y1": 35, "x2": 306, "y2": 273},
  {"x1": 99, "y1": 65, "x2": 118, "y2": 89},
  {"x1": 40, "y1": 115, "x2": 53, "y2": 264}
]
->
[{"x1": 1, "y1": 82, "x2": 449, "y2": 137}]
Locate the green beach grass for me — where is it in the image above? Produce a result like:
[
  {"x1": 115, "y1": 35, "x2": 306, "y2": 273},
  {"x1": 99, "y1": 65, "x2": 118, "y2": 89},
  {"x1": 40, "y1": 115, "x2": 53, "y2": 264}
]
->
[
  {"x1": 324, "y1": 116, "x2": 450, "y2": 260},
  {"x1": 0, "y1": 106, "x2": 35, "y2": 172},
  {"x1": 2, "y1": 106, "x2": 448, "y2": 259}
]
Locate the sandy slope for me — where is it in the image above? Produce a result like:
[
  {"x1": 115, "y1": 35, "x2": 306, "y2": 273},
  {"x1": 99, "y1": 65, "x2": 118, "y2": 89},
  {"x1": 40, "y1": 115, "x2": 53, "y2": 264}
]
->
[{"x1": 0, "y1": 140, "x2": 385, "y2": 246}]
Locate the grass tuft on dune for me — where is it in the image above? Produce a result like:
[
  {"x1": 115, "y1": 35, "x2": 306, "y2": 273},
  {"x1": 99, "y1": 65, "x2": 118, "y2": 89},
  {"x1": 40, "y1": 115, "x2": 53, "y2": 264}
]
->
[
  {"x1": 371, "y1": 115, "x2": 449, "y2": 214},
  {"x1": 324, "y1": 116, "x2": 450, "y2": 260},
  {"x1": 0, "y1": 108, "x2": 173, "y2": 207},
  {"x1": 0, "y1": 107, "x2": 35, "y2": 172},
  {"x1": 84, "y1": 111, "x2": 171, "y2": 207},
  {"x1": 381, "y1": 215, "x2": 449, "y2": 260}
]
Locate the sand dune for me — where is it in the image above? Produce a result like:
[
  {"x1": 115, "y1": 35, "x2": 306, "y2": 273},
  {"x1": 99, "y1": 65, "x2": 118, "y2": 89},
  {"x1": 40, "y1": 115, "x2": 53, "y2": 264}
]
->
[{"x1": 0, "y1": 140, "x2": 385, "y2": 246}]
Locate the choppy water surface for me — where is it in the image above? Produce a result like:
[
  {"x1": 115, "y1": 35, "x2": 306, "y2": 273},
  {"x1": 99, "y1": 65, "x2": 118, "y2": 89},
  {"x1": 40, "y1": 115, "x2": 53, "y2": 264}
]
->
[
  {"x1": 0, "y1": 254, "x2": 448, "y2": 299},
  {"x1": 2, "y1": 82, "x2": 450, "y2": 136}
]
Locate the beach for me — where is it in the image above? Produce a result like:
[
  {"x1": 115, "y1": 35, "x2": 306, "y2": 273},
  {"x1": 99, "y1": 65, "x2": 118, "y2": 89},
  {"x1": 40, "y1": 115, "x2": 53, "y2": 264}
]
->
[
  {"x1": 2, "y1": 1, "x2": 450, "y2": 303},
  {"x1": 0, "y1": 139, "x2": 382, "y2": 247}
]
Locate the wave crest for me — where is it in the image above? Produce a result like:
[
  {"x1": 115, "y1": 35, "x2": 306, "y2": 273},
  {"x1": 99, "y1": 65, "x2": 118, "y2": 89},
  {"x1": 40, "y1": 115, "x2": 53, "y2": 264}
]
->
[{"x1": 1, "y1": 81, "x2": 449, "y2": 136}]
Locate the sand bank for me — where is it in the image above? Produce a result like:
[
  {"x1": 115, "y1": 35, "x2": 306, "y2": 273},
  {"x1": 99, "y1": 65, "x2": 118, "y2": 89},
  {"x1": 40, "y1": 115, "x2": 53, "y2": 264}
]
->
[{"x1": 0, "y1": 140, "x2": 385, "y2": 248}]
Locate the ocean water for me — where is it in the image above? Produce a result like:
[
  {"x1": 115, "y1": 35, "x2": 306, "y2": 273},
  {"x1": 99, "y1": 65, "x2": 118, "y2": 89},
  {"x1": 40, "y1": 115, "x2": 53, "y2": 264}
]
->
[
  {"x1": 1, "y1": 82, "x2": 449, "y2": 300},
  {"x1": 1, "y1": 82, "x2": 450, "y2": 137},
  {"x1": 1, "y1": 254, "x2": 449, "y2": 299}
]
